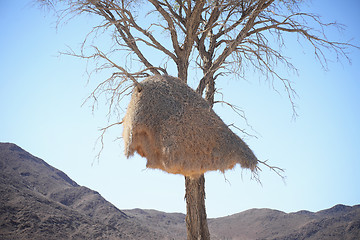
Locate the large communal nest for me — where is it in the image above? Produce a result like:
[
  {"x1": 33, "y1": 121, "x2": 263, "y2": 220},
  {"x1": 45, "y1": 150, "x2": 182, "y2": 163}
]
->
[{"x1": 122, "y1": 75, "x2": 258, "y2": 177}]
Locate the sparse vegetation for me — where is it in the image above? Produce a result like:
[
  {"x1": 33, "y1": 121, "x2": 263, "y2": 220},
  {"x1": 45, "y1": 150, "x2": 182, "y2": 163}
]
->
[{"x1": 36, "y1": 1, "x2": 358, "y2": 239}]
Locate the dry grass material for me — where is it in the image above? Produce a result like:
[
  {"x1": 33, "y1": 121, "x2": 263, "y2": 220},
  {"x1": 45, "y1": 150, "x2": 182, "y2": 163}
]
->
[{"x1": 122, "y1": 75, "x2": 258, "y2": 176}]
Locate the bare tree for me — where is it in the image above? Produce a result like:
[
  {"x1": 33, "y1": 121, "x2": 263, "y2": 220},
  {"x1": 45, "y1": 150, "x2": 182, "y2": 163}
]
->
[{"x1": 38, "y1": 0, "x2": 357, "y2": 239}]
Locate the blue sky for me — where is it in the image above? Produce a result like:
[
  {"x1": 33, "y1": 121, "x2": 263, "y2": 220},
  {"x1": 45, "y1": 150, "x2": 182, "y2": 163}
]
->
[{"x1": 1, "y1": 0, "x2": 359, "y2": 218}]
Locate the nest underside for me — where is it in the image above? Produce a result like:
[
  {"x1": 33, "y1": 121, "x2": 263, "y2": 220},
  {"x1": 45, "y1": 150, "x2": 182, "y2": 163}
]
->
[{"x1": 123, "y1": 75, "x2": 258, "y2": 176}]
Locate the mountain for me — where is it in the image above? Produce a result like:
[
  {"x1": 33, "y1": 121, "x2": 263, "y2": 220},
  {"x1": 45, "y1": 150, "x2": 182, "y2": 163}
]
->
[
  {"x1": 208, "y1": 205, "x2": 360, "y2": 240},
  {"x1": 0, "y1": 142, "x2": 166, "y2": 239},
  {"x1": 1, "y1": 142, "x2": 359, "y2": 240}
]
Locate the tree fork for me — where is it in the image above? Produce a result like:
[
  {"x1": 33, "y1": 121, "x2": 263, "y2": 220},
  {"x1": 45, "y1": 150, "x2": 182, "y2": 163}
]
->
[{"x1": 185, "y1": 174, "x2": 210, "y2": 240}]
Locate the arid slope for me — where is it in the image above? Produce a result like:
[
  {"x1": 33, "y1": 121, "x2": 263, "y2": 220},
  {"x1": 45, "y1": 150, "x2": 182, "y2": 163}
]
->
[{"x1": 1, "y1": 142, "x2": 359, "y2": 240}]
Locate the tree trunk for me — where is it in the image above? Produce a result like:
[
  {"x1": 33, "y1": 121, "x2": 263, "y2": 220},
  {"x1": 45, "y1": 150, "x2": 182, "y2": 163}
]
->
[
  {"x1": 179, "y1": 57, "x2": 210, "y2": 240},
  {"x1": 185, "y1": 174, "x2": 210, "y2": 240}
]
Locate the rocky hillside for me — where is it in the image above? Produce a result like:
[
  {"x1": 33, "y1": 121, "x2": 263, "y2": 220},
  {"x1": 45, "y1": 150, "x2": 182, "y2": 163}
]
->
[
  {"x1": 1, "y1": 142, "x2": 359, "y2": 239},
  {"x1": 208, "y1": 205, "x2": 360, "y2": 240},
  {"x1": 0, "y1": 143, "x2": 165, "y2": 239}
]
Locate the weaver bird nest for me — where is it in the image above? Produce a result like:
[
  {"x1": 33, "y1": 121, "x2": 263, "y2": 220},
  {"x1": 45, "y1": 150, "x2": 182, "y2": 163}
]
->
[{"x1": 123, "y1": 75, "x2": 258, "y2": 177}]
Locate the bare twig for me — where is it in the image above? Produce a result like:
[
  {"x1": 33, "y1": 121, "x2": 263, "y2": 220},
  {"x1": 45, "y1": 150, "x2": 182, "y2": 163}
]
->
[
  {"x1": 256, "y1": 159, "x2": 286, "y2": 183},
  {"x1": 39, "y1": 0, "x2": 358, "y2": 182},
  {"x1": 94, "y1": 121, "x2": 123, "y2": 162}
]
